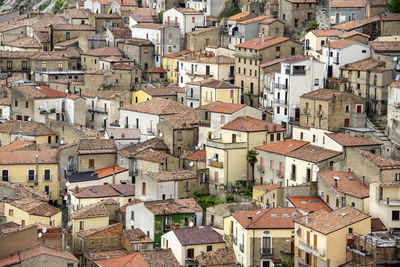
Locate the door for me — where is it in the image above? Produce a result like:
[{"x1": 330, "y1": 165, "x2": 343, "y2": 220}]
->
[
  {"x1": 327, "y1": 65, "x2": 333, "y2": 78},
  {"x1": 344, "y1": 118, "x2": 350, "y2": 127},
  {"x1": 187, "y1": 248, "x2": 194, "y2": 259},
  {"x1": 262, "y1": 261, "x2": 270, "y2": 267},
  {"x1": 306, "y1": 253, "x2": 312, "y2": 265},
  {"x1": 306, "y1": 231, "x2": 310, "y2": 245},
  {"x1": 232, "y1": 134, "x2": 236, "y2": 143},
  {"x1": 356, "y1": 105, "x2": 362, "y2": 113}
]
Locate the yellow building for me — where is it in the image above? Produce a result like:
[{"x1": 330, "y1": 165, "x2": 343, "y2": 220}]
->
[
  {"x1": 223, "y1": 208, "x2": 297, "y2": 267},
  {"x1": 252, "y1": 185, "x2": 282, "y2": 208},
  {"x1": 294, "y1": 206, "x2": 370, "y2": 267},
  {"x1": 4, "y1": 197, "x2": 62, "y2": 226},
  {"x1": 200, "y1": 79, "x2": 241, "y2": 106},
  {"x1": 132, "y1": 87, "x2": 185, "y2": 104},
  {"x1": 0, "y1": 147, "x2": 61, "y2": 204},
  {"x1": 304, "y1": 30, "x2": 340, "y2": 59},
  {"x1": 162, "y1": 49, "x2": 192, "y2": 84}
]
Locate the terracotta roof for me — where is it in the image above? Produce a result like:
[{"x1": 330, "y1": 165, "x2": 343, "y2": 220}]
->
[
  {"x1": 371, "y1": 218, "x2": 387, "y2": 232},
  {"x1": 163, "y1": 49, "x2": 192, "y2": 58},
  {"x1": 172, "y1": 226, "x2": 224, "y2": 246},
  {"x1": 162, "y1": 111, "x2": 199, "y2": 129},
  {"x1": 294, "y1": 206, "x2": 370, "y2": 235},
  {"x1": 321, "y1": 39, "x2": 356, "y2": 49},
  {"x1": 0, "y1": 51, "x2": 36, "y2": 59},
  {"x1": 71, "y1": 199, "x2": 115, "y2": 219},
  {"x1": 71, "y1": 124, "x2": 103, "y2": 137},
  {"x1": 5, "y1": 37, "x2": 40, "y2": 48},
  {"x1": 123, "y1": 7, "x2": 156, "y2": 16},
  {"x1": 65, "y1": 8, "x2": 88, "y2": 18},
  {"x1": 311, "y1": 29, "x2": 341, "y2": 37},
  {"x1": 89, "y1": 12, "x2": 121, "y2": 19},
  {"x1": 8, "y1": 197, "x2": 60, "y2": 217},
  {"x1": 255, "y1": 139, "x2": 310, "y2": 155},
  {"x1": 13, "y1": 85, "x2": 67, "y2": 99},
  {"x1": 340, "y1": 58, "x2": 383, "y2": 71},
  {"x1": 259, "y1": 18, "x2": 284, "y2": 25},
  {"x1": 368, "y1": 0, "x2": 389, "y2": 7},
  {"x1": 238, "y1": 15, "x2": 270, "y2": 25},
  {"x1": 259, "y1": 58, "x2": 286, "y2": 68},
  {"x1": 380, "y1": 13, "x2": 400, "y2": 21},
  {"x1": 81, "y1": 89, "x2": 128, "y2": 99},
  {"x1": 227, "y1": 12, "x2": 251, "y2": 21},
  {"x1": 52, "y1": 24, "x2": 95, "y2": 31},
  {"x1": 78, "y1": 139, "x2": 116, "y2": 154},
  {"x1": 187, "y1": 26, "x2": 220, "y2": 36},
  {"x1": 106, "y1": 128, "x2": 140, "y2": 139},
  {"x1": 71, "y1": 184, "x2": 134, "y2": 198},
  {"x1": 176, "y1": 7, "x2": 202, "y2": 14},
  {"x1": 201, "y1": 79, "x2": 240, "y2": 89},
  {"x1": 286, "y1": 145, "x2": 342, "y2": 163},
  {"x1": 144, "y1": 198, "x2": 202, "y2": 215},
  {"x1": 0, "y1": 221, "x2": 21, "y2": 236},
  {"x1": 121, "y1": 38, "x2": 154, "y2": 46},
  {"x1": 95, "y1": 165, "x2": 128, "y2": 178},
  {"x1": 134, "y1": 149, "x2": 168, "y2": 163},
  {"x1": 370, "y1": 41, "x2": 400, "y2": 53},
  {"x1": 19, "y1": 244, "x2": 78, "y2": 262},
  {"x1": 121, "y1": 98, "x2": 193, "y2": 115},
  {"x1": 326, "y1": 133, "x2": 381, "y2": 147},
  {"x1": 330, "y1": 0, "x2": 366, "y2": 8},
  {"x1": 0, "y1": 149, "x2": 58, "y2": 165},
  {"x1": 183, "y1": 150, "x2": 206, "y2": 162},
  {"x1": 181, "y1": 55, "x2": 234, "y2": 64},
  {"x1": 114, "y1": 0, "x2": 138, "y2": 6},
  {"x1": 390, "y1": 81, "x2": 400, "y2": 88},
  {"x1": 301, "y1": 88, "x2": 344, "y2": 101},
  {"x1": 319, "y1": 171, "x2": 370, "y2": 198},
  {"x1": 357, "y1": 149, "x2": 400, "y2": 169},
  {"x1": 253, "y1": 184, "x2": 281, "y2": 192},
  {"x1": 221, "y1": 116, "x2": 285, "y2": 132},
  {"x1": 95, "y1": 252, "x2": 148, "y2": 267},
  {"x1": 287, "y1": 196, "x2": 332, "y2": 213},
  {"x1": 146, "y1": 67, "x2": 166, "y2": 73},
  {"x1": 123, "y1": 228, "x2": 153, "y2": 243},
  {"x1": 208, "y1": 102, "x2": 246, "y2": 114},
  {"x1": 219, "y1": 202, "x2": 261, "y2": 213},
  {"x1": 108, "y1": 27, "x2": 132, "y2": 38},
  {"x1": 77, "y1": 223, "x2": 122, "y2": 238},
  {"x1": 0, "y1": 139, "x2": 40, "y2": 152},
  {"x1": 119, "y1": 199, "x2": 142, "y2": 213},
  {"x1": 146, "y1": 170, "x2": 196, "y2": 182},
  {"x1": 0, "y1": 181, "x2": 48, "y2": 202},
  {"x1": 333, "y1": 15, "x2": 380, "y2": 31},
  {"x1": 196, "y1": 247, "x2": 237, "y2": 266},
  {"x1": 81, "y1": 47, "x2": 122, "y2": 57},
  {"x1": 142, "y1": 86, "x2": 185, "y2": 96},
  {"x1": 141, "y1": 249, "x2": 180, "y2": 267},
  {"x1": 113, "y1": 63, "x2": 139, "y2": 70},
  {"x1": 340, "y1": 30, "x2": 370, "y2": 39},
  {"x1": 0, "y1": 121, "x2": 54, "y2": 136},
  {"x1": 286, "y1": 0, "x2": 315, "y2": 2},
  {"x1": 0, "y1": 253, "x2": 20, "y2": 266},
  {"x1": 131, "y1": 23, "x2": 168, "y2": 29},
  {"x1": 236, "y1": 36, "x2": 290, "y2": 50},
  {"x1": 0, "y1": 87, "x2": 10, "y2": 106},
  {"x1": 233, "y1": 208, "x2": 298, "y2": 229},
  {"x1": 130, "y1": 14, "x2": 154, "y2": 23},
  {"x1": 117, "y1": 138, "x2": 168, "y2": 158},
  {"x1": 87, "y1": 249, "x2": 129, "y2": 261}
]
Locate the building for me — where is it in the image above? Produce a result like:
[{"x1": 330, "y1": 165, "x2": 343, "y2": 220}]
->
[
  {"x1": 199, "y1": 79, "x2": 241, "y2": 106},
  {"x1": 132, "y1": 86, "x2": 185, "y2": 104},
  {"x1": 259, "y1": 18, "x2": 285, "y2": 38},
  {"x1": 135, "y1": 170, "x2": 197, "y2": 201},
  {"x1": 77, "y1": 139, "x2": 117, "y2": 172},
  {"x1": 285, "y1": 145, "x2": 343, "y2": 186},
  {"x1": 370, "y1": 39, "x2": 400, "y2": 74},
  {"x1": 370, "y1": 181, "x2": 400, "y2": 232},
  {"x1": 294, "y1": 206, "x2": 370, "y2": 267},
  {"x1": 254, "y1": 139, "x2": 310, "y2": 186},
  {"x1": 196, "y1": 247, "x2": 238, "y2": 267},
  {"x1": 161, "y1": 226, "x2": 225, "y2": 266},
  {"x1": 186, "y1": 26, "x2": 221, "y2": 52},
  {"x1": 130, "y1": 23, "x2": 181, "y2": 67},
  {"x1": 318, "y1": 171, "x2": 370, "y2": 213},
  {"x1": 162, "y1": 49, "x2": 192, "y2": 84},
  {"x1": 0, "y1": 121, "x2": 57, "y2": 146},
  {"x1": 224, "y1": 208, "x2": 297, "y2": 267},
  {"x1": 388, "y1": 81, "x2": 400, "y2": 147},
  {"x1": 304, "y1": 29, "x2": 340, "y2": 59},
  {"x1": 332, "y1": 15, "x2": 381, "y2": 40},
  {"x1": 328, "y1": 0, "x2": 366, "y2": 25},
  {"x1": 234, "y1": 36, "x2": 302, "y2": 107},
  {"x1": 299, "y1": 89, "x2": 366, "y2": 132},
  {"x1": 125, "y1": 198, "x2": 203, "y2": 247},
  {"x1": 278, "y1": 0, "x2": 316, "y2": 31},
  {"x1": 104, "y1": 128, "x2": 140, "y2": 149},
  {"x1": 117, "y1": 38, "x2": 155, "y2": 72},
  {"x1": 321, "y1": 39, "x2": 370, "y2": 78},
  {"x1": 252, "y1": 184, "x2": 283, "y2": 208}
]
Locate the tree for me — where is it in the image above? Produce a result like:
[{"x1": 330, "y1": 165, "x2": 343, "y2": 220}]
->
[
  {"x1": 246, "y1": 149, "x2": 258, "y2": 187},
  {"x1": 388, "y1": 0, "x2": 400, "y2": 13},
  {"x1": 306, "y1": 21, "x2": 319, "y2": 32}
]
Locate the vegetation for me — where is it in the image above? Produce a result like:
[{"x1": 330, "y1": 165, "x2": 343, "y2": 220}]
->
[
  {"x1": 388, "y1": 0, "x2": 400, "y2": 13},
  {"x1": 246, "y1": 149, "x2": 258, "y2": 187},
  {"x1": 194, "y1": 190, "x2": 223, "y2": 210},
  {"x1": 53, "y1": 0, "x2": 67, "y2": 14},
  {"x1": 306, "y1": 21, "x2": 319, "y2": 32},
  {"x1": 226, "y1": 194, "x2": 235, "y2": 203},
  {"x1": 40, "y1": 1, "x2": 50, "y2": 11}
]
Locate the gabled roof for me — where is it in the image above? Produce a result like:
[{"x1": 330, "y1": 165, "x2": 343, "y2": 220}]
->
[
  {"x1": 163, "y1": 49, "x2": 192, "y2": 58},
  {"x1": 287, "y1": 196, "x2": 332, "y2": 213},
  {"x1": 310, "y1": 29, "x2": 341, "y2": 37},
  {"x1": 221, "y1": 116, "x2": 285, "y2": 133},
  {"x1": 301, "y1": 88, "x2": 344, "y2": 101},
  {"x1": 357, "y1": 149, "x2": 400, "y2": 169},
  {"x1": 0, "y1": 121, "x2": 54, "y2": 136},
  {"x1": 183, "y1": 150, "x2": 206, "y2": 162},
  {"x1": 77, "y1": 222, "x2": 122, "y2": 238},
  {"x1": 340, "y1": 58, "x2": 383, "y2": 71},
  {"x1": 370, "y1": 40, "x2": 400, "y2": 53},
  {"x1": 7, "y1": 197, "x2": 60, "y2": 217},
  {"x1": 108, "y1": 27, "x2": 132, "y2": 38},
  {"x1": 236, "y1": 36, "x2": 291, "y2": 50},
  {"x1": 333, "y1": 15, "x2": 379, "y2": 31},
  {"x1": 81, "y1": 46, "x2": 123, "y2": 57},
  {"x1": 96, "y1": 165, "x2": 129, "y2": 178},
  {"x1": 286, "y1": 145, "x2": 342, "y2": 163},
  {"x1": 78, "y1": 139, "x2": 116, "y2": 154},
  {"x1": 201, "y1": 79, "x2": 240, "y2": 89},
  {"x1": 325, "y1": 133, "x2": 381, "y2": 147},
  {"x1": 95, "y1": 252, "x2": 148, "y2": 267},
  {"x1": 233, "y1": 208, "x2": 298, "y2": 229},
  {"x1": 294, "y1": 206, "x2": 370, "y2": 235},
  {"x1": 146, "y1": 67, "x2": 166, "y2": 73},
  {"x1": 71, "y1": 199, "x2": 115, "y2": 219},
  {"x1": 19, "y1": 244, "x2": 78, "y2": 262},
  {"x1": 319, "y1": 171, "x2": 370, "y2": 198},
  {"x1": 255, "y1": 139, "x2": 310, "y2": 155},
  {"x1": 330, "y1": 0, "x2": 366, "y2": 8},
  {"x1": 134, "y1": 149, "x2": 169, "y2": 163},
  {"x1": 196, "y1": 247, "x2": 237, "y2": 266},
  {"x1": 0, "y1": 148, "x2": 58, "y2": 165},
  {"x1": 117, "y1": 137, "x2": 168, "y2": 158},
  {"x1": 238, "y1": 15, "x2": 270, "y2": 25},
  {"x1": 144, "y1": 198, "x2": 202, "y2": 215},
  {"x1": 12, "y1": 85, "x2": 67, "y2": 99},
  {"x1": 208, "y1": 102, "x2": 246, "y2": 114},
  {"x1": 162, "y1": 111, "x2": 199, "y2": 130},
  {"x1": 321, "y1": 39, "x2": 356, "y2": 49},
  {"x1": 70, "y1": 184, "x2": 134, "y2": 198},
  {"x1": 172, "y1": 226, "x2": 224, "y2": 246},
  {"x1": 121, "y1": 98, "x2": 193, "y2": 115},
  {"x1": 0, "y1": 181, "x2": 48, "y2": 202},
  {"x1": 146, "y1": 170, "x2": 196, "y2": 182},
  {"x1": 227, "y1": 12, "x2": 251, "y2": 21},
  {"x1": 130, "y1": 14, "x2": 154, "y2": 23}
]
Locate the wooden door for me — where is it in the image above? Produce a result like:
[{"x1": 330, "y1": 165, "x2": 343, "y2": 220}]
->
[
  {"x1": 306, "y1": 231, "x2": 310, "y2": 245},
  {"x1": 357, "y1": 105, "x2": 362, "y2": 113},
  {"x1": 314, "y1": 234, "x2": 317, "y2": 248},
  {"x1": 344, "y1": 119, "x2": 350, "y2": 127},
  {"x1": 262, "y1": 261, "x2": 270, "y2": 267}
]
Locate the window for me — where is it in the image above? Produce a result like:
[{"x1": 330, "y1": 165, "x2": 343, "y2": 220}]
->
[
  {"x1": 168, "y1": 33, "x2": 172, "y2": 41},
  {"x1": 89, "y1": 159, "x2": 95, "y2": 168},
  {"x1": 2, "y1": 170, "x2": 8, "y2": 181},
  {"x1": 362, "y1": 50, "x2": 367, "y2": 53},
  {"x1": 348, "y1": 227, "x2": 353, "y2": 234},
  {"x1": 21, "y1": 220, "x2": 25, "y2": 226},
  {"x1": 9, "y1": 209, "x2": 13, "y2": 216},
  {"x1": 192, "y1": 17, "x2": 195, "y2": 23},
  {"x1": 326, "y1": 194, "x2": 330, "y2": 204},
  {"x1": 314, "y1": 79, "x2": 319, "y2": 86},
  {"x1": 7, "y1": 61, "x2": 12, "y2": 70},
  {"x1": 142, "y1": 183, "x2": 146, "y2": 195},
  {"x1": 48, "y1": 136, "x2": 51, "y2": 144},
  {"x1": 270, "y1": 134, "x2": 274, "y2": 142},
  {"x1": 206, "y1": 245, "x2": 212, "y2": 252},
  {"x1": 177, "y1": 131, "x2": 182, "y2": 141},
  {"x1": 277, "y1": 133, "x2": 281, "y2": 141},
  {"x1": 300, "y1": 132, "x2": 304, "y2": 140},
  {"x1": 396, "y1": 173, "x2": 400, "y2": 181},
  {"x1": 15, "y1": 100, "x2": 18, "y2": 107},
  {"x1": 44, "y1": 169, "x2": 51, "y2": 180},
  {"x1": 276, "y1": 46, "x2": 280, "y2": 52},
  {"x1": 393, "y1": 210, "x2": 400, "y2": 221},
  {"x1": 79, "y1": 221, "x2": 84, "y2": 230},
  {"x1": 131, "y1": 211, "x2": 134, "y2": 220},
  {"x1": 185, "y1": 181, "x2": 190, "y2": 192},
  {"x1": 313, "y1": 135, "x2": 316, "y2": 143},
  {"x1": 22, "y1": 61, "x2": 27, "y2": 70},
  {"x1": 66, "y1": 32, "x2": 70, "y2": 40},
  {"x1": 28, "y1": 170, "x2": 35, "y2": 181},
  {"x1": 345, "y1": 105, "x2": 350, "y2": 113},
  {"x1": 306, "y1": 168, "x2": 311, "y2": 182}
]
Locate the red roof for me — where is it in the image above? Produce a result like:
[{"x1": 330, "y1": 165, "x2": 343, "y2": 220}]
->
[
  {"x1": 183, "y1": 150, "x2": 206, "y2": 162},
  {"x1": 95, "y1": 252, "x2": 148, "y2": 267},
  {"x1": 233, "y1": 208, "x2": 298, "y2": 229},
  {"x1": 163, "y1": 49, "x2": 192, "y2": 58},
  {"x1": 221, "y1": 116, "x2": 285, "y2": 133},
  {"x1": 208, "y1": 103, "x2": 245, "y2": 114},
  {"x1": 228, "y1": 12, "x2": 250, "y2": 21},
  {"x1": 95, "y1": 165, "x2": 128, "y2": 178},
  {"x1": 255, "y1": 139, "x2": 309, "y2": 155},
  {"x1": 253, "y1": 184, "x2": 281, "y2": 191},
  {"x1": 146, "y1": 67, "x2": 166, "y2": 73},
  {"x1": 82, "y1": 47, "x2": 123, "y2": 57},
  {"x1": 287, "y1": 196, "x2": 332, "y2": 213},
  {"x1": 236, "y1": 36, "x2": 290, "y2": 50},
  {"x1": 326, "y1": 133, "x2": 381, "y2": 147},
  {"x1": 319, "y1": 171, "x2": 370, "y2": 198}
]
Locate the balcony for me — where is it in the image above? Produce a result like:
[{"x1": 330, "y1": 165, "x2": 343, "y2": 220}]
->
[
  {"x1": 186, "y1": 71, "x2": 213, "y2": 78},
  {"x1": 256, "y1": 165, "x2": 265, "y2": 173},
  {"x1": 274, "y1": 99, "x2": 287, "y2": 105},
  {"x1": 209, "y1": 160, "x2": 223, "y2": 169},
  {"x1": 87, "y1": 106, "x2": 108, "y2": 114},
  {"x1": 39, "y1": 108, "x2": 56, "y2": 114},
  {"x1": 185, "y1": 258, "x2": 197, "y2": 265},
  {"x1": 380, "y1": 198, "x2": 400, "y2": 206},
  {"x1": 239, "y1": 243, "x2": 244, "y2": 252},
  {"x1": 292, "y1": 70, "x2": 306, "y2": 75},
  {"x1": 206, "y1": 138, "x2": 247, "y2": 150},
  {"x1": 298, "y1": 239, "x2": 325, "y2": 257},
  {"x1": 260, "y1": 247, "x2": 273, "y2": 255}
]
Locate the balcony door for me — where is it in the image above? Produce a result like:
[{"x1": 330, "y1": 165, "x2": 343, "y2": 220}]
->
[
  {"x1": 187, "y1": 248, "x2": 194, "y2": 259},
  {"x1": 262, "y1": 236, "x2": 272, "y2": 254}
]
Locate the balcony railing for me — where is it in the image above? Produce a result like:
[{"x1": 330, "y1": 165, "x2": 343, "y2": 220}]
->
[
  {"x1": 87, "y1": 106, "x2": 108, "y2": 114},
  {"x1": 260, "y1": 247, "x2": 273, "y2": 255},
  {"x1": 298, "y1": 239, "x2": 325, "y2": 257},
  {"x1": 239, "y1": 243, "x2": 244, "y2": 252},
  {"x1": 209, "y1": 160, "x2": 223, "y2": 169}
]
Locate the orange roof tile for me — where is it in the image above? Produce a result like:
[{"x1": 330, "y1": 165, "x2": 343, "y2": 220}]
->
[
  {"x1": 146, "y1": 67, "x2": 166, "y2": 73},
  {"x1": 357, "y1": 149, "x2": 400, "y2": 169},
  {"x1": 236, "y1": 36, "x2": 290, "y2": 50},
  {"x1": 163, "y1": 49, "x2": 192, "y2": 58},
  {"x1": 208, "y1": 102, "x2": 246, "y2": 114},
  {"x1": 95, "y1": 252, "x2": 148, "y2": 267},
  {"x1": 322, "y1": 39, "x2": 356, "y2": 49},
  {"x1": 326, "y1": 133, "x2": 381, "y2": 147},
  {"x1": 286, "y1": 145, "x2": 342, "y2": 163},
  {"x1": 183, "y1": 150, "x2": 206, "y2": 162},
  {"x1": 319, "y1": 171, "x2": 370, "y2": 198},
  {"x1": 255, "y1": 139, "x2": 310, "y2": 155},
  {"x1": 221, "y1": 116, "x2": 285, "y2": 132},
  {"x1": 95, "y1": 165, "x2": 128, "y2": 178},
  {"x1": 228, "y1": 12, "x2": 251, "y2": 21},
  {"x1": 311, "y1": 29, "x2": 341, "y2": 37},
  {"x1": 287, "y1": 196, "x2": 332, "y2": 213},
  {"x1": 233, "y1": 208, "x2": 298, "y2": 229},
  {"x1": 330, "y1": 0, "x2": 366, "y2": 8},
  {"x1": 238, "y1": 15, "x2": 270, "y2": 25},
  {"x1": 253, "y1": 184, "x2": 281, "y2": 191}
]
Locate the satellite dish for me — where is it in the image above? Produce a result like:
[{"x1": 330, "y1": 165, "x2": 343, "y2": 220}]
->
[
  {"x1": 197, "y1": 143, "x2": 201, "y2": 147},
  {"x1": 159, "y1": 132, "x2": 163, "y2": 137},
  {"x1": 194, "y1": 146, "x2": 199, "y2": 150},
  {"x1": 60, "y1": 140, "x2": 64, "y2": 145},
  {"x1": 394, "y1": 56, "x2": 398, "y2": 62},
  {"x1": 38, "y1": 232, "x2": 43, "y2": 238},
  {"x1": 42, "y1": 228, "x2": 47, "y2": 233},
  {"x1": 68, "y1": 221, "x2": 72, "y2": 227},
  {"x1": 211, "y1": 134, "x2": 215, "y2": 139},
  {"x1": 63, "y1": 195, "x2": 68, "y2": 201},
  {"x1": 27, "y1": 117, "x2": 31, "y2": 121},
  {"x1": 314, "y1": 166, "x2": 319, "y2": 173},
  {"x1": 189, "y1": 161, "x2": 194, "y2": 167},
  {"x1": 65, "y1": 181, "x2": 70, "y2": 187},
  {"x1": 189, "y1": 221, "x2": 194, "y2": 227}
]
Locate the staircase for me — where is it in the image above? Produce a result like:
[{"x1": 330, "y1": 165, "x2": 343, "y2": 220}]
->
[{"x1": 367, "y1": 115, "x2": 397, "y2": 158}]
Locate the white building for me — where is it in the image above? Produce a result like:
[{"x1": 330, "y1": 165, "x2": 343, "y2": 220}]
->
[
  {"x1": 388, "y1": 81, "x2": 400, "y2": 147},
  {"x1": 321, "y1": 39, "x2": 370, "y2": 78},
  {"x1": 130, "y1": 23, "x2": 181, "y2": 67},
  {"x1": 162, "y1": 8, "x2": 206, "y2": 40}
]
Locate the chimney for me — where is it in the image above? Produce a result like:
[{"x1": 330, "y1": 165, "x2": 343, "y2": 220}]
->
[
  {"x1": 334, "y1": 179, "x2": 338, "y2": 188},
  {"x1": 247, "y1": 216, "x2": 253, "y2": 225},
  {"x1": 79, "y1": 88, "x2": 82, "y2": 96},
  {"x1": 75, "y1": 185, "x2": 79, "y2": 193},
  {"x1": 362, "y1": 176, "x2": 365, "y2": 185},
  {"x1": 387, "y1": 197, "x2": 390, "y2": 205}
]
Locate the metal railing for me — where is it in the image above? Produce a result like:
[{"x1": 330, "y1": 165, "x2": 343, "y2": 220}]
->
[
  {"x1": 239, "y1": 243, "x2": 244, "y2": 252},
  {"x1": 260, "y1": 247, "x2": 273, "y2": 255},
  {"x1": 298, "y1": 239, "x2": 325, "y2": 256}
]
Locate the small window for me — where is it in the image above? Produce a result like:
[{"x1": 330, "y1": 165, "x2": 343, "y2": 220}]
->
[
  {"x1": 362, "y1": 50, "x2": 367, "y2": 53},
  {"x1": 79, "y1": 221, "x2": 84, "y2": 230},
  {"x1": 396, "y1": 173, "x2": 400, "y2": 181},
  {"x1": 25, "y1": 101, "x2": 29, "y2": 108},
  {"x1": 206, "y1": 245, "x2": 212, "y2": 252},
  {"x1": 15, "y1": 100, "x2": 18, "y2": 107},
  {"x1": 89, "y1": 159, "x2": 95, "y2": 168},
  {"x1": 393, "y1": 210, "x2": 400, "y2": 221},
  {"x1": 131, "y1": 211, "x2": 134, "y2": 220},
  {"x1": 9, "y1": 209, "x2": 13, "y2": 216},
  {"x1": 44, "y1": 169, "x2": 51, "y2": 180},
  {"x1": 276, "y1": 46, "x2": 280, "y2": 52},
  {"x1": 329, "y1": 161, "x2": 334, "y2": 166},
  {"x1": 48, "y1": 136, "x2": 51, "y2": 144},
  {"x1": 348, "y1": 228, "x2": 353, "y2": 234},
  {"x1": 345, "y1": 105, "x2": 350, "y2": 113}
]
